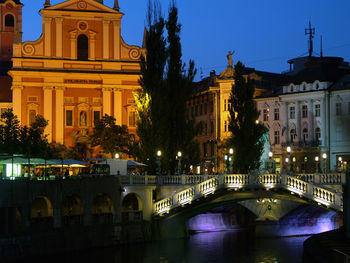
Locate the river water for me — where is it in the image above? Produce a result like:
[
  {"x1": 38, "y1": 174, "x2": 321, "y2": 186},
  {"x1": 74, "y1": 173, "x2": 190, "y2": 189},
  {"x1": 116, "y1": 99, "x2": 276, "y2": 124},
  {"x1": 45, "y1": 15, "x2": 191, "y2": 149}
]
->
[{"x1": 36, "y1": 229, "x2": 308, "y2": 263}]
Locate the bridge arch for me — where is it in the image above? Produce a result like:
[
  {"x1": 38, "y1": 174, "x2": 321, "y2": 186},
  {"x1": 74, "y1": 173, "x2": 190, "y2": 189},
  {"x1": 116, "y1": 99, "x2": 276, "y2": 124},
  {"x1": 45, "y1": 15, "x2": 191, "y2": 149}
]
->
[
  {"x1": 91, "y1": 193, "x2": 114, "y2": 224},
  {"x1": 31, "y1": 195, "x2": 53, "y2": 218},
  {"x1": 62, "y1": 194, "x2": 84, "y2": 225},
  {"x1": 122, "y1": 193, "x2": 143, "y2": 222}
]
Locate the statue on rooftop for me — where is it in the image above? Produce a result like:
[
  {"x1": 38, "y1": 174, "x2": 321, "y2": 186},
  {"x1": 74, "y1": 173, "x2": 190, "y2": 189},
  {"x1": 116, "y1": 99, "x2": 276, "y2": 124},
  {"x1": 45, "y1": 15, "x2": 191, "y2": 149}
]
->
[{"x1": 227, "y1": 51, "x2": 235, "y2": 68}]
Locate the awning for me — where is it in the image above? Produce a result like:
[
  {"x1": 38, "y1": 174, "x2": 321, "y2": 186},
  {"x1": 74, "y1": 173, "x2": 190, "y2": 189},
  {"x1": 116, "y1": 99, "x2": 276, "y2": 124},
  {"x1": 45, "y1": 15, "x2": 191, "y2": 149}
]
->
[{"x1": 127, "y1": 160, "x2": 147, "y2": 167}]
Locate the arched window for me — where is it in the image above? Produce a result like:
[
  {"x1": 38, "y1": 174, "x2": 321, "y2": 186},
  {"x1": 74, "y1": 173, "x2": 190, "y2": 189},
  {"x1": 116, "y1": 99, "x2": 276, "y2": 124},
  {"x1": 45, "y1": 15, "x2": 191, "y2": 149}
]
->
[
  {"x1": 290, "y1": 129, "x2": 296, "y2": 143},
  {"x1": 5, "y1": 14, "x2": 14, "y2": 27},
  {"x1": 315, "y1": 127, "x2": 321, "y2": 142},
  {"x1": 77, "y1": 34, "x2": 88, "y2": 60},
  {"x1": 303, "y1": 128, "x2": 308, "y2": 142}
]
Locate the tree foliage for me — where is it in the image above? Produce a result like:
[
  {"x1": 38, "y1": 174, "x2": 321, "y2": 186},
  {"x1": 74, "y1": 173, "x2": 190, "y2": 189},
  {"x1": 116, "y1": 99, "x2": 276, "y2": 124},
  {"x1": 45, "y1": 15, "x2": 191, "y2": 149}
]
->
[
  {"x1": 0, "y1": 109, "x2": 50, "y2": 157},
  {"x1": 90, "y1": 114, "x2": 132, "y2": 158},
  {"x1": 228, "y1": 61, "x2": 268, "y2": 173},
  {"x1": 135, "y1": 1, "x2": 200, "y2": 173}
]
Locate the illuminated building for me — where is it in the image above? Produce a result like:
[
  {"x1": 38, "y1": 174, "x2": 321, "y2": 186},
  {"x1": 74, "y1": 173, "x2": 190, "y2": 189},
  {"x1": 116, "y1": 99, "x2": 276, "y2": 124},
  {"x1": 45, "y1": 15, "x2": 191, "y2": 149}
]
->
[{"x1": 2, "y1": 0, "x2": 143, "y2": 151}]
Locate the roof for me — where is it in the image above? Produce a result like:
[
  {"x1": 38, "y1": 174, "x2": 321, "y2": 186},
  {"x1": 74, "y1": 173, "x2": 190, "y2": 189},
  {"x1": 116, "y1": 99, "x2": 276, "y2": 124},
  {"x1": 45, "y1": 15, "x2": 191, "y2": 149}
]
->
[{"x1": 0, "y1": 0, "x2": 23, "y2": 4}]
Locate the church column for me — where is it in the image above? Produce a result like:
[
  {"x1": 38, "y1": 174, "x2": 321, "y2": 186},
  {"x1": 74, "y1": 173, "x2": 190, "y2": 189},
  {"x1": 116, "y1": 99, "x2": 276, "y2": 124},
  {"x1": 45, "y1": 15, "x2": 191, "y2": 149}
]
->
[
  {"x1": 55, "y1": 17, "x2": 63, "y2": 58},
  {"x1": 103, "y1": 87, "x2": 112, "y2": 116},
  {"x1": 55, "y1": 87, "x2": 65, "y2": 144},
  {"x1": 308, "y1": 99, "x2": 314, "y2": 142},
  {"x1": 43, "y1": 87, "x2": 53, "y2": 142},
  {"x1": 113, "y1": 20, "x2": 120, "y2": 59},
  {"x1": 113, "y1": 88, "x2": 123, "y2": 125},
  {"x1": 103, "y1": 20, "x2": 110, "y2": 59},
  {"x1": 89, "y1": 31, "x2": 96, "y2": 60},
  {"x1": 43, "y1": 17, "x2": 52, "y2": 57},
  {"x1": 12, "y1": 85, "x2": 23, "y2": 123},
  {"x1": 70, "y1": 30, "x2": 77, "y2": 60}
]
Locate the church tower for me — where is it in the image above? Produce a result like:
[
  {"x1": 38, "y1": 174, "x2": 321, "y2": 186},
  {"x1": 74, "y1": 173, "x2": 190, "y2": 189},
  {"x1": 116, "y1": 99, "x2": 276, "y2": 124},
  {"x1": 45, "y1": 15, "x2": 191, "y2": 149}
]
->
[{"x1": 0, "y1": 0, "x2": 23, "y2": 62}]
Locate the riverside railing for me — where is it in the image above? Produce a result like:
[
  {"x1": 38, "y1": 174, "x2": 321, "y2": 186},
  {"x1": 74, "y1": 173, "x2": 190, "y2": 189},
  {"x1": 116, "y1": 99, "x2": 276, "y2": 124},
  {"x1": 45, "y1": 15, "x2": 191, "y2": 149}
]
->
[{"x1": 153, "y1": 173, "x2": 343, "y2": 216}]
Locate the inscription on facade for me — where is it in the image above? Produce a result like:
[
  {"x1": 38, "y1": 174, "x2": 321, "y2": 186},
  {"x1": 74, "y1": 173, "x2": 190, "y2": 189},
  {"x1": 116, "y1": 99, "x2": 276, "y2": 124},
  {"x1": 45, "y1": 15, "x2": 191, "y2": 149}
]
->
[{"x1": 64, "y1": 79, "x2": 103, "y2": 84}]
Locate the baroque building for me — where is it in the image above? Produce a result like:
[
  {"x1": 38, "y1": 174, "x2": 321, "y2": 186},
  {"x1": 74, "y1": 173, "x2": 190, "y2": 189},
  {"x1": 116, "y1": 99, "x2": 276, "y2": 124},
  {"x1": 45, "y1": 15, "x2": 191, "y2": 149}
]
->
[
  {"x1": 189, "y1": 54, "x2": 289, "y2": 173},
  {"x1": 255, "y1": 56, "x2": 350, "y2": 172},
  {"x1": 4, "y1": 0, "x2": 143, "y2": 151}
]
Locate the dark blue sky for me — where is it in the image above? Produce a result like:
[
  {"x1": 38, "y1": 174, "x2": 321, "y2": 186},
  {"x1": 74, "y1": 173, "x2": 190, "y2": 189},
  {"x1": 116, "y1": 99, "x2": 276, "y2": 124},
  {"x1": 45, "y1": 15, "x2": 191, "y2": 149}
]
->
[{"x1": 22, "y1": 0, "x2": 350, "y2": 79}]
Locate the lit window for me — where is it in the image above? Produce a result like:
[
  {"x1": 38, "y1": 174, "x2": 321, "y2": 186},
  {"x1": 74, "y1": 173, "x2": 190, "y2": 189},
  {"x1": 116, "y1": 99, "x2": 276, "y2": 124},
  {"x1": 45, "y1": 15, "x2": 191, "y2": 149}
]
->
[
  {"x1": 263, "y1": 109, "x2": 269, "y2": 121},
  {"x1": 336, "y1": 102, "x2": 342, "y2": 116},
  {"x1": 290, "y1": 129, "x2": 296, "y2": 143},
  {"x1": 289, "y1": 106, "x2": 295, "y2": 119},
  {"x1": 29, "y1": 110, "x2": 36, "y2": 125},
  {"x1": 274, "y1": 130, "x2": 280, "y2": 144},
  {"x1": 128, "y1": 111, "x2": 136, "y2": 127},
  {"x1": 274, "y1": 108, "x2": 279, "y2": 120},
  {"x1": 93, "y1": 110, "x2": 100, "y2": 125},
  {"x1": 66, "y1": 110, "x2": 73, "y2": 127},
  {"x1": 303, "y1": 128, "x2": 308, "y2": 142},
  {"x1": 302, "y1": 105, "x2": 308, "y2": 118},
  {"x1": 315, "y1": 104, "x2": 320, "y2": 117}
]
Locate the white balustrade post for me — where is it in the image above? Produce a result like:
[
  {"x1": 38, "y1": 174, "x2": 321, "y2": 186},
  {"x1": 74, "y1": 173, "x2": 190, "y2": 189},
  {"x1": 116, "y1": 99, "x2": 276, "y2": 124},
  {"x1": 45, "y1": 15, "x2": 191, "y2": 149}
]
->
[
  {"x1": 248, "y1": 173, "x2": 255, "y2": 185},
  {"x1": 314, "y1": 174, "x2": 321, "y2": 184},
  {"x1": 181, "y1": 174, "x2": 186, "y2": 185}
]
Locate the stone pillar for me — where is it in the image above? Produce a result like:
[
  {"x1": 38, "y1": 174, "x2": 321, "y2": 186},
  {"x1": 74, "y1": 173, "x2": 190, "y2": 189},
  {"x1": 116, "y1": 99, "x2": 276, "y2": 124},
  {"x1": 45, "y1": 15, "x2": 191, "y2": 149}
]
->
[
  {"x1": 43, "y1": 17, "x2": 52, "y2": 57},
  {"x1": 12, "y1": 85, "x2": 23, "y2": 123},
  {"x1": 55, "y1": 87, "x2": 65, "y2": 144},
  {"x1": 113, "y1": 20, "x2": 120, "y2": 59},
  {"x1": 53, "y1": 207, "x2": 61, "y2": 228},
  {"x1": 308, "y1": 100, "x2": 314, "y2": 142},
  {"x1": 113, "y1": 88, "x2": 123, "y2": 125},
  {"x1": 70, "y1": 30, "x2": 77, "y2": 59},
  {"x1": 103, "y1": 20, "x2": 110, "y2": 59},
  {"x1": 103, "y1": 87, "x2": 112, "y2": 116},
  {"x1": 43, "y1": 86, "x2": 53, "y2": 142},
  {"x1": 89, "y1": 31, "x2": 96, "y2": 60},
  {"x1": 55, "y1": 17, "x2": 63, "y2": 58}
]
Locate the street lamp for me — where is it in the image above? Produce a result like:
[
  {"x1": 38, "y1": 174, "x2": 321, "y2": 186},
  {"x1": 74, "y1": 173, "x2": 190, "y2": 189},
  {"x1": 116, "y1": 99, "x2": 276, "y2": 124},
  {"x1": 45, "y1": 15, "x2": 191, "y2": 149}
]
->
[
  {"x1": 286, "y1": 146, "x2": 291, "y2": 172},
  {"x1": 322, "y1": 153, "x2": 327, "y2": 173},
  {"x1": 157, "y1": 150, "x2": 162, "y2": 175},
  {"x1": 177, "y1": 151, "x2": 182, "y2": 174},
  {"x1": 115, "y1": 153, "x2": 119, "y2": 159},
  {"x1": 229, "y1": 148, "x2": 234, "y2": 173},
  {"x1": 315, "y1": 156, "x2": 319, "y2": 173},
  {"x1": 224, "y1": 154, "x2": 228, "y2": 174},
  {"x1": 268, "y1": 151, "x2": 274, "y2": 173},
  {"x1": 338, "y1": 156, "x2": 343, "y2": 171}
]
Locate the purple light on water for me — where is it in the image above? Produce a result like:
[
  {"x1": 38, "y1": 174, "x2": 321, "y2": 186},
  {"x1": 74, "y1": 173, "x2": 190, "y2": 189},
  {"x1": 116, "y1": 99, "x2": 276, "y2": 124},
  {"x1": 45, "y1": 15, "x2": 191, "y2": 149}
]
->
[{"x1": 187, "y1": 213, "x2": 233, "y2": 232}]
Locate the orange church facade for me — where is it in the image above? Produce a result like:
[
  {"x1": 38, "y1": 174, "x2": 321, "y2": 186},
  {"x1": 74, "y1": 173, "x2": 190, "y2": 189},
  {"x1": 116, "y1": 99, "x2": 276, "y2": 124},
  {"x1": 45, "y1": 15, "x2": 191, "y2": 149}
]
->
[{"x1": 7, "y1": 0, "x2": 143, "y2": 150}]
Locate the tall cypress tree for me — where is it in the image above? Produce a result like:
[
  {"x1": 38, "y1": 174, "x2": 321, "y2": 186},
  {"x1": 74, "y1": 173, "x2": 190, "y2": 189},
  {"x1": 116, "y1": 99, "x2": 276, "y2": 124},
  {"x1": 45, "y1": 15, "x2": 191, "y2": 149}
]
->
[
  {"x1": 135, "y1": 1, "x2": 167, "y2": 173},
  {"x1": 135, "y1": 1, "x2": 200, "y2": 174},
  {"x1": 228, "y1": 61, "x2": 268, "y2": 173}
]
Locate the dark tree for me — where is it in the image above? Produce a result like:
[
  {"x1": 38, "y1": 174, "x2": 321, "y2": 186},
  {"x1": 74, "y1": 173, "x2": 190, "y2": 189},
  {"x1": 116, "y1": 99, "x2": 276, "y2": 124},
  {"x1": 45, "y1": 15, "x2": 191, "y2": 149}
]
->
[
  {"x1": 228, "y1": 61, "x2": 268, "y2": 173},
  {"x1": 90, "y1": 114, "x2": 132, "y2": 158},
  {"x1": 135, "y1": 1, "x2": 200, "y2": 174}
]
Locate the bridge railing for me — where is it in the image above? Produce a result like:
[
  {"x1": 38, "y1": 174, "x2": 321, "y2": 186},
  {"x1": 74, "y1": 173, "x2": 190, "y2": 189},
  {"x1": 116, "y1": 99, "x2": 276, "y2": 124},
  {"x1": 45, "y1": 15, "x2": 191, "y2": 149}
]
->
[
  {"x1": 153, "y1": 173, "x2": 343, "y2": 216},
  {"x1": 296, "y1": 173, "x2": 345, "y2": 185}
]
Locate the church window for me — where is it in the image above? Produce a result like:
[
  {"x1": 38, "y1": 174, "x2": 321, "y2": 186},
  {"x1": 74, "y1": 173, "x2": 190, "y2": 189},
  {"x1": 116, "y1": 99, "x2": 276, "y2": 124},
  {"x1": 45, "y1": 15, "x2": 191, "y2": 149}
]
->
[
  {"x1": 274, "y1": 130, "x2": 280, "y2": 145},
  {"x1": 93, "y1": 111, "x2": 100, "y2": 125},
  {"x1": 302, "y1": 105, "x2": 308, "y2": 118},
  {"x1": 77, "y1": 34, "x2": 88, "y2": 60},
  {"x1": 315, "y1": 104, "x2": 320, "y2": 117},
  {"x1": 5, "y1": 14, "x2": 14, "y2": 27},
  {"x1": 289, "y1": 106, "x2": 295, "y2": 119},
  {"x1": 263, "y1": 108, "x2": 269, "y2": 121},
  {"x1": 303, "y1": 128, "x2": 308, "y2": 142},
  {"x1": 128, "y1": 111, "x2": 136, "y2": 127},
  {"x1": 66, "y1": 110, "x2": 73, "y2": 127},
  {"x1": 29, "y1": 110, "x2": 36, "y2": 125},
  {"x1": 274, "y1": 108, "x2": 279, "y2": 120},
  {"x1": 290, "y1": 129, "x2": 296, "y2": 143}
]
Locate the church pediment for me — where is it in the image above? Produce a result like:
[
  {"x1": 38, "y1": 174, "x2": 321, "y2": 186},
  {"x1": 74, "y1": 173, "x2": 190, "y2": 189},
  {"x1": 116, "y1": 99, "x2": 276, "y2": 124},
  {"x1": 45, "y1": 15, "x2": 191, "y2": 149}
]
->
[{"x1": 45, "y1": 0, "x2": 119, "y2": 14}]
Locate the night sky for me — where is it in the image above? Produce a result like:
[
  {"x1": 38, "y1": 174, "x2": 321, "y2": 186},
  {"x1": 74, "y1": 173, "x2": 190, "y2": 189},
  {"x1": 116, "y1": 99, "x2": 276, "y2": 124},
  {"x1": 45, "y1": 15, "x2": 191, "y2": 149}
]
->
[{"x1": 21, "y1": 0, "x2": 350, "y2": 79}]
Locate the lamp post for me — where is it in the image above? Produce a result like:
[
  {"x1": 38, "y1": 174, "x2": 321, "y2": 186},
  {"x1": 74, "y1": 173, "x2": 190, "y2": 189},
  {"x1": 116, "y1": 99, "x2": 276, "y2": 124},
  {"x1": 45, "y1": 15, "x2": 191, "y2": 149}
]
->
[
  {"x1": 156, "y1": 150, "x2": 162, "y2": 175},
  {"x1": 224, "y1": 154, "x2": 228, "y2": 174},
  {"x1": 315, "y1": 156, "x2": 319, "y2": 173},
  {"x1": 286, "y1": 146, "x2": 291, "y2": 172},
  {"x1": 115, "y1": 153, "x2": 119, "y2": 159},
  {"x1": 338, "y1": 156, "x2": 343, "y2": 172},
  {"x1": 322, "y1": 153, "x2": 327, "y2": 173},
  {"x1": 268, "y1": 151, "x2": 274, "y2": 173},
  {"x1": 177, "y1": 151, "x2": 182, "y2": 174},
  {"x1": 229, "y1": 148, "x2": 234, "y2": 173}
]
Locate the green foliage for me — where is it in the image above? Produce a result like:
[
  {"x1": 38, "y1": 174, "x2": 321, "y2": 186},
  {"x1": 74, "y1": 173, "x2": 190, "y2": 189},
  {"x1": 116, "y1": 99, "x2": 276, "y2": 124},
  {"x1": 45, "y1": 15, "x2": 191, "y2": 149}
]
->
[
  {"x1": 135, "y1": 1, "x2": 200, "y2": 174},
  {"x1": 90, "y1": 114, "x2": 132, "y2": 158},
  {"x1": 228, "y1": 61, "x2": 268, "y2": 173},
  {"x1": 0, "y1": 109, "x2": 50, "y2": 157}
]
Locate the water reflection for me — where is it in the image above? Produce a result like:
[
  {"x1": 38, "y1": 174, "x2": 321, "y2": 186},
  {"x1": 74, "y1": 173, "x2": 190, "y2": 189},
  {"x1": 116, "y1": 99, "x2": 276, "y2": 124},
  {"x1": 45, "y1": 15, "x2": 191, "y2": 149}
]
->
[{"x1": 32, "y1": 230, "x2": 307, "y2": 263}]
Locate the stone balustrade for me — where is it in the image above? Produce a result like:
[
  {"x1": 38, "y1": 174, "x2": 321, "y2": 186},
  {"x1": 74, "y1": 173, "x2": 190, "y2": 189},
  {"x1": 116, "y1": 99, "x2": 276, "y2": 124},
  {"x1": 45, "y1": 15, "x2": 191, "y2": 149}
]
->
[{"x1": 153, "y1": 173, "x2": 343, "y2": 216}]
